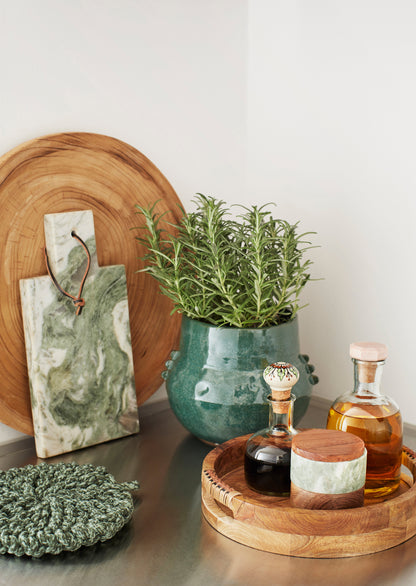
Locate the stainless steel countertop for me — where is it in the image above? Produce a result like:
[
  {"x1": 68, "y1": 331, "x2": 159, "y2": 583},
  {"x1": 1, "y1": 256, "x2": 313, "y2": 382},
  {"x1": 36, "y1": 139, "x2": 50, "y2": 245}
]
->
[{"x1": 1, "y1": 398, "x2": 416, "y2": 586}]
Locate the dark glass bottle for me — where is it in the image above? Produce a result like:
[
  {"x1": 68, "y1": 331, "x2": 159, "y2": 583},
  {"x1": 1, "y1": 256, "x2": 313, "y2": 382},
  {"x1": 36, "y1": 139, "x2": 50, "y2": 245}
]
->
[{"x1": 244, "y1": 362, "x2": 299, "y2": 497}]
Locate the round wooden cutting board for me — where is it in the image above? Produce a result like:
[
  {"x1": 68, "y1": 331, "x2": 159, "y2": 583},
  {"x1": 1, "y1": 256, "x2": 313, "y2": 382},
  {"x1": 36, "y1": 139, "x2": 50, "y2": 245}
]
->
[{"x1": 0, "y1": 132, "x2": 183, "y2": 435}]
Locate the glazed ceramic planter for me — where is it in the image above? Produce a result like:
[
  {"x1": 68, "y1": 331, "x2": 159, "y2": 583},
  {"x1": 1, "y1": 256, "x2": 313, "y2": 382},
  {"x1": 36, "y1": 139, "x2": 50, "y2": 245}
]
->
[{"x1": 162, "y1": 316, "x2": 318, "y2": 445}]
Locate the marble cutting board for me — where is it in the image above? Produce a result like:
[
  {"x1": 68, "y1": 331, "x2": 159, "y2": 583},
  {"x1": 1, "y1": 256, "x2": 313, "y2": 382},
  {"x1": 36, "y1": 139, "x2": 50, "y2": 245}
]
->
[{"x1": 19, "y1": 210, "x2": 139, "y2": 458}]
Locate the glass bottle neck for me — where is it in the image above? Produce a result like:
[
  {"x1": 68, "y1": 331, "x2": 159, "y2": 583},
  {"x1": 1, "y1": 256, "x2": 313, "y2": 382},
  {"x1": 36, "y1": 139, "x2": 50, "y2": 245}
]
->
[
  {"x1": 268, "y1": 396, "x2": 295, "y2": 435},
  {"x1": 353, "y1": 358, "x2": 384, "y2": 396}
]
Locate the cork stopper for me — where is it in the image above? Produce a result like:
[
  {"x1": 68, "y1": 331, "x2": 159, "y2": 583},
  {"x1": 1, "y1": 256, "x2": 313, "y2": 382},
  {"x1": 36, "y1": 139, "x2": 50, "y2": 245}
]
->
[
  {"x1": 263, "y1": 362, "x2": 299, "y2": 413},
  {"x1": 269, "y1": 396, "x2": 294, "y2": 414}
]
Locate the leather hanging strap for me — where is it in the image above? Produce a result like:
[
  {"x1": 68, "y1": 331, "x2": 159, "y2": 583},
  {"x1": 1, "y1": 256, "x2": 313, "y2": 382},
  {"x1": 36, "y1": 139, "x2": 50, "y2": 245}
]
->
[{"x1": 44, "y1": 231, "x2": 91, "y2": 316}]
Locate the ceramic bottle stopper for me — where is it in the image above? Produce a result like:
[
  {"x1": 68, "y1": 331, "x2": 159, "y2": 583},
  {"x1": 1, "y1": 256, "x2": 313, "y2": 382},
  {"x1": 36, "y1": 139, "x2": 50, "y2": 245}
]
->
[
  {"x1": 290, "y1": 429, "x2": 367, "y2": 510},
  {"x1": 262, "y1": 362, "x2": 300, "y2": 411}
]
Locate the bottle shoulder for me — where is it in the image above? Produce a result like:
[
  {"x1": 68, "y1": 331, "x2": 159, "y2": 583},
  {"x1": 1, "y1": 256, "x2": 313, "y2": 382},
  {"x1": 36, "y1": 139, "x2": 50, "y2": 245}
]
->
[
  {"x1": 331, "y1": 390, "x2": 399, "y2": 410},
  {"x1": 330, "y1": 393, "x2": 401, "y2": 420},
  {"x1": 246, "y1": 428, "x2": 294, "y2": 457}
]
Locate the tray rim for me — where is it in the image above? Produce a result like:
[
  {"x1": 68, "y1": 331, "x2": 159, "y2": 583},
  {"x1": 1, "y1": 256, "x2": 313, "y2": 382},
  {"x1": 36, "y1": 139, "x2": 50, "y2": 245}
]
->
[{"x1": 201, "y1": 433, "x2": 416, "y2": 557}]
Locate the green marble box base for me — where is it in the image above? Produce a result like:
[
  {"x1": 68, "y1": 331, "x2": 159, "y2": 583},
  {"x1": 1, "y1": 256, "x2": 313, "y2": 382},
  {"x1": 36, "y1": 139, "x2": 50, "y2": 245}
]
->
[{"x1": 19, "y1": 211, "x2": 139, "y2": 458}]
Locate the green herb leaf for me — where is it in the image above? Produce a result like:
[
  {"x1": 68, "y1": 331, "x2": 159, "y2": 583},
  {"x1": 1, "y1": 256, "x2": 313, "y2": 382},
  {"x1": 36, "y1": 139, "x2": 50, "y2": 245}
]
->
[{"x1": 134, "y1": 195, "x2": 316, "y2": 328}]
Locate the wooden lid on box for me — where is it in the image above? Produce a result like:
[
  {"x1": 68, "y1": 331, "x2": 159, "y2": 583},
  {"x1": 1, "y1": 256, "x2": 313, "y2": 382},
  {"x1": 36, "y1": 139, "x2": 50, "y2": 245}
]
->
[{"x1": 291, "y1": 429, "x2": 365, "y2": 463}]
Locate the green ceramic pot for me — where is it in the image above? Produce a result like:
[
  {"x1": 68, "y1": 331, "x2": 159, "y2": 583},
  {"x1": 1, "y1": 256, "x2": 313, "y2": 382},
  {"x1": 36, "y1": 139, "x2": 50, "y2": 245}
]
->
[{"x1": 162, "y1": 316, "x2": 318, "y2": 445}]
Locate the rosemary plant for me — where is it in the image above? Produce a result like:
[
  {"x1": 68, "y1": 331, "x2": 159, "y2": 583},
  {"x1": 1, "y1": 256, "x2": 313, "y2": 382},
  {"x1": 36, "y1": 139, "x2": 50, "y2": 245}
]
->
[{"x1": 135, "y1": 194, "x2": 315, "y2": 328}]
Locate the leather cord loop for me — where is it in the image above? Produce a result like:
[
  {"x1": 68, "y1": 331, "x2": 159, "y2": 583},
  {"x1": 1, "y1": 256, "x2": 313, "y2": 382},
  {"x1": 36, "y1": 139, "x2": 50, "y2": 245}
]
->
[{"x1": 44, "y1": 231, "x2": 91, "y2": 316}]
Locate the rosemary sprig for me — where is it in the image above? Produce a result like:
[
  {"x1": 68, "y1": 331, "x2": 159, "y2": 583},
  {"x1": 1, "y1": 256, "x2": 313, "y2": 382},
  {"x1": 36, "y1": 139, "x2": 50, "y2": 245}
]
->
[{"x1": 135, "y1": 194, "x2": 316, "y2": 328}]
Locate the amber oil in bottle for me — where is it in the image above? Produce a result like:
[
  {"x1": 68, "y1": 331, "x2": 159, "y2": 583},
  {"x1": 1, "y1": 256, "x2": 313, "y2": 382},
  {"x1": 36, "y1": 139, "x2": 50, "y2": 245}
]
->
[{"x1": 327, "y1": 342, "x2": 402, "y2": 498}]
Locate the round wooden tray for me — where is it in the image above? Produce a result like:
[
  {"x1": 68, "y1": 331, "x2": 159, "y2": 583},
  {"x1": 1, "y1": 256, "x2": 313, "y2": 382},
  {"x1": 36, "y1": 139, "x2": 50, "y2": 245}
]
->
[
  {"x1": 0, "y1": 132, "x2": 182, "y2": 435},
  {"x1": 201, "y1": 434, "x2": 416, "y2": 558}
]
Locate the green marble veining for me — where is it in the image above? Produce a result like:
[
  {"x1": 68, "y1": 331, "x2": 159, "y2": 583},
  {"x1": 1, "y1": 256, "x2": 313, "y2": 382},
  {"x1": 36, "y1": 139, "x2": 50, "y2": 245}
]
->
[
  {"x1": 290, "y1": 450, "x2": 367, "y2": 494},
  {"x1": 20, "y1": 211, "x2": 139, "y2": 458},
  {"x1": 164, "y1": 315, "x2": 317, "y2": 444}
]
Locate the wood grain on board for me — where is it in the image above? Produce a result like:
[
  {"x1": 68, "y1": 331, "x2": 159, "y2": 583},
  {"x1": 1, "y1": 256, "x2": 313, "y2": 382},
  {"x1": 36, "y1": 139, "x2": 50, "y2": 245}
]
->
[{"x1": 0, "y1": 132, "x2": 182, "y2": 435}]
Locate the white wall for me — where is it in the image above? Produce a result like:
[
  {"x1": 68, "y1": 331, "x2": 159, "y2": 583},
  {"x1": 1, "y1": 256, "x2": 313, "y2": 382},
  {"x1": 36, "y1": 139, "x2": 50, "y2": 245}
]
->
[
  {"x1": 0, "y1": 0, "x2": 248, "y2": 443},
  {"x1": 248, "y1": 1, "x2": 416, "y2": 421},
  {"x1": 1, "y1": 0, "x2": 415, "y2": 444}
]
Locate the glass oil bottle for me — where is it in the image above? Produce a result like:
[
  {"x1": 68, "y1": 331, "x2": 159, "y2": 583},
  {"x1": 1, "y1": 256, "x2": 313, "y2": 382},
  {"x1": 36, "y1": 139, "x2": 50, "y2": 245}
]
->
[
  {"x1": 244, "y1": 362, "x2": 299, "y2": 497},
  {"x1": 327, "y1": 342, "x2": 402, "y2": 498}
]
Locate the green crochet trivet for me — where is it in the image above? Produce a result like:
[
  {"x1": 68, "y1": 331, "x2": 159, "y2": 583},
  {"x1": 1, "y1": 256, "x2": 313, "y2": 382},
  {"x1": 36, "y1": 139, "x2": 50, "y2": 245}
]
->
[{"x1": 0, "y1": 461, "x2": 139, "y2": 557}]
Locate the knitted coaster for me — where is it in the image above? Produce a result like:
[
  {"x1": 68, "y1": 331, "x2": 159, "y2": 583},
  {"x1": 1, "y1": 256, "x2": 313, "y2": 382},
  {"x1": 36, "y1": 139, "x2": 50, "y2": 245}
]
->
[{"x1": 0, "y1": 461, "x2": 139, "y2": 557}]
